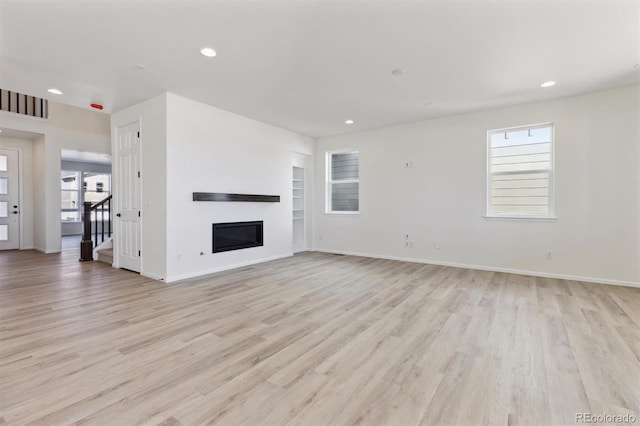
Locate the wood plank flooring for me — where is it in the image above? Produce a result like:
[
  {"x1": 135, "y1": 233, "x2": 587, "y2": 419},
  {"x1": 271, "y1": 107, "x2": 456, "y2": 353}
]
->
[{"x1": 1, "y1": 248, "x2": 639, "y2": 425}]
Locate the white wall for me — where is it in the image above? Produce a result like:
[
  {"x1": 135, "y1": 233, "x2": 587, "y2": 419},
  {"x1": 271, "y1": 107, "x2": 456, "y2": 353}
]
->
[
  {"x1": 314, "y1": 85, "x2": 640, "y2": 286},
  {"x1": 32, "y1": 135, "x2": 46, "y2": 251},
  {"x1": 0, "y1": 103, "x2": 110, "y2": 252},
  {"x1": 0, "y1": 136, "x2": 35, "y2": 249},
  {"x1": 111, "y1": 94, "x2": 168, "y2": 280},
  {"x1": 165, "y1": 93, "x2": 314, "y2": 282}
]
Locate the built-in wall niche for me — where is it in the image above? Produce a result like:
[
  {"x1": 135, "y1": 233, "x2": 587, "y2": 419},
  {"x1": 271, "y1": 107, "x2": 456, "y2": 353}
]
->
[{"x1": 292, "y1": 166, "x2": 305, "y2": 252}]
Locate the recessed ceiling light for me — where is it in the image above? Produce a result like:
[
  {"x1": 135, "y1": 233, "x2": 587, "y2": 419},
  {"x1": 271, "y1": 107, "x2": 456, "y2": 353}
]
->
[
  {"x1": 200, "y1": 47, "x2": 217, "y2": 57},
  {"x1": 392, "y1": 68, "x2": 405, "y2": 76},
  {"x1": 345, "y1": 120, "x2": 354, "y2": 124},
  {"x1": 540, "y1": 81, "x2": 556, "y2": 88},
  {"x1": 48, "y1": 88, "x2": 63, "y2": 95}
]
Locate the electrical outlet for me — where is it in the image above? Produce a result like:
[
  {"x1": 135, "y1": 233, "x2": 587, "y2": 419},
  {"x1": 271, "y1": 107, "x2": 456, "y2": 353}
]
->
[
  {"x1": 546, "y1": 251, "x2": 553, "y2": 259},
  {"x1": 405, "y1": 234, "x2": 410, "y2": 240},
  {"x1": 405, "y1": 241, "x2": 414, "y2": 248},
  {"x1": 404, "y1": 161, "x2": 414, "y2": 168}
]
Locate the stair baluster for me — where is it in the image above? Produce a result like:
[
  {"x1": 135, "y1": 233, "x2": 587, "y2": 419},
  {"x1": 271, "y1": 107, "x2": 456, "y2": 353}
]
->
[{"x1": 79, "y1": 195, "x2": 113, "y2": 262}]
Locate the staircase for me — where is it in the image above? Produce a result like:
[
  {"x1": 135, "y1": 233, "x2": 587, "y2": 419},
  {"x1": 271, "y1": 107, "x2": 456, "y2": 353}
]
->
[
  {"x1": 97, "y1": 248, "x2": 113, "y2": 264},
  {"x1": 79, "y1": 195, "x2": 113, "y2": 263}
]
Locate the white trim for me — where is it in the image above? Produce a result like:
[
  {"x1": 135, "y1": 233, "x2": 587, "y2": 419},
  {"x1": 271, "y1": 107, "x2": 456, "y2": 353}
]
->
[
  {"x1": 20, "y1": 245, "x2": 34, "y2": 250},
  {"x1": 483, "y1": 215, "x2": 558, "y2": 222},
  {"x1": 16, "y1": 147, "x2": 24, "y2": 249},
  {"x1": 165, "y1": 253, "x2": 293, "y2": 283},
  {"x1": 488, "y1": 122, "x2": 554, "y2": 133},
  {"x1": 0, "y1": 109, "x2": 48, "y2": 122},
  {"x1": 325, "y1": 211, "x2": 360, "y2": 216},
  {"x1": 313, "y1": 249, "x2": 640, "y2": 289},
  {"x1": 33, "y1": 246, "x2": 60, "y2": 254},
  {"x1": 141, "y1": 271, "x2": 165, "y2": 281}
]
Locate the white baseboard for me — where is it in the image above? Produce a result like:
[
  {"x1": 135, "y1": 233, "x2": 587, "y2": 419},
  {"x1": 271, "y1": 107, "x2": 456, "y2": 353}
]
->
[
  {"x1": 32, "y1": 246, "x2": 58, "y2": 254},
  {"x1": 165, "y1": 253, "x2": 294, "y2": 283},
  {"x1": 20, "y1": 246, "x2": 34, "y2": 250},
  {"x1": 313, "y1": 249, "x2": 640, "y2": 289},
  {"x1": 140, "y1": 271, "x2": 165, "y2": 281}
]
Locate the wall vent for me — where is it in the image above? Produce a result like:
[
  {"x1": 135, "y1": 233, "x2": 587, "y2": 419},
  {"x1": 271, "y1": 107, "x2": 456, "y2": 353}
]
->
[{"x1": 0, "y1": 89, "x2": 48, "y2": 119}]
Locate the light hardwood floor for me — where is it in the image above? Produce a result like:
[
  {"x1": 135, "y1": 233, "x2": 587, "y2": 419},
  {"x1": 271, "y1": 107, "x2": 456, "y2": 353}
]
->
[{"x1": 1, "y1": 248, "x2": 639, "y2": 426}]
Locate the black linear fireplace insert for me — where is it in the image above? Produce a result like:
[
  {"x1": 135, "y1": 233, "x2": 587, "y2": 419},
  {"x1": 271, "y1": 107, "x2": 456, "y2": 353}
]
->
[{"x1": 212, "y1": 221, "x2": 264, "y2": 253}]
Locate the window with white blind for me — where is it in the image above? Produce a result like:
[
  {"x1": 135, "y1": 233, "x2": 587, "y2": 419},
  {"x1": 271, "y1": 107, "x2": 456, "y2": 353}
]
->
[
  {"x1": 487, "y1": 123, "x2": 554, "y2": 218},
  {"x1": 326, "y1": 150, "x2": 359, "y2": 213}
]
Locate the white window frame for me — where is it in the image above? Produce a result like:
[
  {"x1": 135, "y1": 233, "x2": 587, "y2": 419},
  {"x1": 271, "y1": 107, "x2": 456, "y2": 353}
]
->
[
  {"x1": 326, "y1": 149, "x2": 360, "y2": 215},
  {"x1": 486, "y1": 122, "x2": 556, "y2": 221}
]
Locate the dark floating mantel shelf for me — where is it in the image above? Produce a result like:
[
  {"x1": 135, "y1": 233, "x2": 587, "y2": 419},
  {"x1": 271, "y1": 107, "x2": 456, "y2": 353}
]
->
[{"x1": 193, "y1": 192, "x2": 280, "y2": 202}]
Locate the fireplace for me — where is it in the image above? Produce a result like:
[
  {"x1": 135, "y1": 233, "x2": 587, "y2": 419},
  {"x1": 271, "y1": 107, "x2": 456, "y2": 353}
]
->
[{"x1": 212, "y1": 221, "x2": 263, "y2": 253}]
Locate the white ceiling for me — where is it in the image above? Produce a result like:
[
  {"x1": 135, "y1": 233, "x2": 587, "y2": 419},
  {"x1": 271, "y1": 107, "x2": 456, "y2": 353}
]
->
[{"x1": 1, "y1": 0, "x2": 638, "y2": 137}]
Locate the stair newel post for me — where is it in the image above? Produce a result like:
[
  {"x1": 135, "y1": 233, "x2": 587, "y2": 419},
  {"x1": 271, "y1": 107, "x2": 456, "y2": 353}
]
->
[{"x1": 80, "y1": 201, "x2": 94, "y2": 261}]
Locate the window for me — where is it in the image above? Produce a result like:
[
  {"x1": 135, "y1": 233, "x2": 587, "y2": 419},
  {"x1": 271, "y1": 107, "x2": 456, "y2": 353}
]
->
[
  {"x1": 83, "y1": 172, "x2": 111, "y2": 203},
  {"x1": 326, "y1": 150, "x2": 359, "y2": 213},
  {"x1": 487, "y1": 123, "x2": 554, "y2": 218},
  {"x1": 60, "y1": 170, "x2": 111, "y2": 222},
  {"x1": 84, "y1": 172, "x2": 111, "y2": 221},
  {"x1": 61, "y1": 171, "x2": 80, "y2": 222}
]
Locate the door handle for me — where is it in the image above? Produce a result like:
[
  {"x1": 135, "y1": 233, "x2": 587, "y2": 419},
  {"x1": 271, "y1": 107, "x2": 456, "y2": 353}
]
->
[{"x1": 116, "y1": 213, "x2": 121, "y2": 217}]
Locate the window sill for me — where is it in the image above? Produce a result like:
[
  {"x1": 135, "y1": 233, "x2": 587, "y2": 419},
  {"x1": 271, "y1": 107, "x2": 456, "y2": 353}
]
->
[
  {"x1": 325, "y1": 211, "x2": 360, "y2": 216},
  {"x1": 484, "y1": 215, "x2": 558, "y2": 222}
]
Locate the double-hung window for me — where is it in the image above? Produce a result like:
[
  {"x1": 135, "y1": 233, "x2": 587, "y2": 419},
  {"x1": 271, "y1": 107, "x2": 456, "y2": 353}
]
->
[
  {"x1": 487, "y1": 123, "x2": 554, "y2": 218},
  {"x1": 326, "y1": 150, "x2": 359, "y2": 213}
]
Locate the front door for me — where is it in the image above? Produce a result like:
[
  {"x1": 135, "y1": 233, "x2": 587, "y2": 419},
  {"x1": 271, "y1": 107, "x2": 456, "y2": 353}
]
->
[
  {"x1": 116, "y1": 122, "x2": 141, "y2": 272},
  {"x1": 0, "y1": 149, "x2": 20, "y2": 250}
]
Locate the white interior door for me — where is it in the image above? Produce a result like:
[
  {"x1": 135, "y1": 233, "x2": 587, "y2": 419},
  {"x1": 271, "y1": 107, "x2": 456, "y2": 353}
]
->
[
  {"x1": 116, "y1": 122, "x2": 141, "y2": 272},
  {"x1": 0, "y1": 149, "x2": 20, "y2": 250}
]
